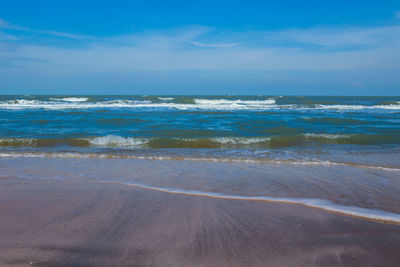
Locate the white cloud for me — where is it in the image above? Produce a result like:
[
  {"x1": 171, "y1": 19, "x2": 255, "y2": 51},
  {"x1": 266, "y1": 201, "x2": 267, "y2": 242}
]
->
[
  {"x1": 0, "y1": 17, "x2": 91, "y2": 40},
  {"x1": 0, "y1": 18, "x2": 9, "y2": 28},
  {"x1": 37, "y1": 30, "x2": 93, "y2": 39},
  {"x1": 1, "y1": 19, "x2": 400, "y2": 74},
  {"x1": 0, "y1": 31, "x2": 18, "y2": 41},
  {"x1": 189, "y1": 41, "x2": 240, "y2": 48},
  {"x1": 0, "y1": 17, "x2": 28, "y2": 31},
  {"x1": 262, "y1": 25, "x2": 400, "y2": 49}
]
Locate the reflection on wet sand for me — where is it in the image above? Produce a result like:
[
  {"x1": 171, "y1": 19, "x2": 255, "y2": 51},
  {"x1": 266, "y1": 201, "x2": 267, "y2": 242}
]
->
[{"x1": 0, "y1": 157, "x2": 400, "y2": 266}]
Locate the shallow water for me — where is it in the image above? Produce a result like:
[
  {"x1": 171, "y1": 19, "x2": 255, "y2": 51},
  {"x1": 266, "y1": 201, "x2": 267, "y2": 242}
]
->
[
  {"x1": 0, "y1": 95, "x2": 399, "y2": 222},
  {"x1": 1, "y1": 156, "x2": 400, "y2": 223}
]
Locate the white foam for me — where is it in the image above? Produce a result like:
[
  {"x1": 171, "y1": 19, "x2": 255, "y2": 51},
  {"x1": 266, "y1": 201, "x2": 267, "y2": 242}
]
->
[
  {"x1": 194, "y1": 98, "x2": 276, "y2": 105},
  {"x1": 303, "y1": 133, "x2": 352, "y2": 139},
  {"x1": 105, "y1": 100, "x2": 151, "y2": 104},
  {"x1": 90, "y1": 136, "x2": 273, "y2": 146},
  {"x1": 99, "y1": 180, "x2": 400, "y2": 224},
  {"x1": 89, "y1": 135, "x2": 148, "y2": 147},
  {"x1": 373, "y1": 105, "x2": 400, "y2": 110},
  {"x1": 1, "y1": 98, "x2": 400, "y2": 111},
  {"x1": 0, "y1": 138, "x2": 35, "y2": 145},
  {"x1": 211, "y1": 137, "x2": 271, "y2": 144},
  {"x1": 7, "y1": 99, "x2": 39, "y2": 105},
  {"x1": 1, "y1": 151, "x2": 399, "y2": 172},
  {"x1": 158, "y1": 97, "x2": 174, "y2": 101},
  {"x1": 50, "y1": 97, "x2": 88, "y2": 102},
  {"x1": 316, "y1": 104, "x2": 400, "y2": 110}
]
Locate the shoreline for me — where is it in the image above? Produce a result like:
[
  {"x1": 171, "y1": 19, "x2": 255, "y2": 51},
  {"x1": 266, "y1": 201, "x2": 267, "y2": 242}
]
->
[
  {"x1": 1, "y1": 156, "x2": 400, "y2": 265},
  {"x1": 1, "y1": 150, "x2": 400, "y2": 172},
  {"x1": 1, "y1": 179, "x2": 400, "y2": 266},
  {"x1": 97, "y1": 180, "x2": 400, "y2": 225}
]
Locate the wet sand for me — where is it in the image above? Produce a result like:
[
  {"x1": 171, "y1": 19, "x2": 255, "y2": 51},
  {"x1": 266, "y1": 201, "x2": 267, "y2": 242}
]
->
[{"x1": 1, "y1": 180, "x2": 400, "y2": 266}]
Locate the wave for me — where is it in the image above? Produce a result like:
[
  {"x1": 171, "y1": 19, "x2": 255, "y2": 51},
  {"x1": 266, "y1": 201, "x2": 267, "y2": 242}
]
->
[
  {"x1": 378, "y1": 101, "x2": 400, "y2": 105},
  {"x1": 303, "y1": 133, "x2": 352, "y2": 139},
  {"x1": 7, "y1": 99, "x2": 40, "y2": 105},
  {"x1": 89, "y1": 135, "x2": 148, "y2": 147},
  {"x1": 98, "y1": 180, "x2": 400, "y2": 224},
  {"x1": 315, "y1": 104, "x2": 400, "y2": 110},
  {"x1": 49, "y1": 97, "x2": 88, "y2": 102},
  {"x1": 0, "y1": 137, "x2": 89, "y2": 147},
  {"x1": 1, "y1": 133, "x2": 400, "y2": 149},
  {"x1": 1, "y1": 151, "x2": 399, "y2": 172},
  {"x1": 0, "y1": 99, "x2": 276, "y2": 110},
  {"x1": 1, "y1": 98, "x2": 400, "y2": 111},
  {"x1": 194, "y1": 98, "x2": 276, "y2": 105},
  {"x1": 210, "y1": 137, "x2": 271, "y2": 144}
]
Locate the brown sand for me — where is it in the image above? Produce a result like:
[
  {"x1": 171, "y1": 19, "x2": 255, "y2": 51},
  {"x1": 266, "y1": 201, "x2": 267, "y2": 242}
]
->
[{"x1": 1, "y1": 180, "x2": 400, "y2": 267}]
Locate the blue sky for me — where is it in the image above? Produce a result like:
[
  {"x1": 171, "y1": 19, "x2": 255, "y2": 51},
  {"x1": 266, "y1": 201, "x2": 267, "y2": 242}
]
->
[{"x1": 1, "y1": 0, "x2": 400, "y2": 95}]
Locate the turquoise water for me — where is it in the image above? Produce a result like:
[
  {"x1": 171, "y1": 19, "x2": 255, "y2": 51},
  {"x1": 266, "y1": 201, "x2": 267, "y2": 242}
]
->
[{"x1": 0, "y1": 95, "x2": 399, "y2": 166}]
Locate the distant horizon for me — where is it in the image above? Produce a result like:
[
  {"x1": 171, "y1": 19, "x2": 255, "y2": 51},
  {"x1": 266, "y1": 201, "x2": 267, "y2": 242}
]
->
[{"x1": 1, "y1": 94, "x2": 399, "y2": 97}]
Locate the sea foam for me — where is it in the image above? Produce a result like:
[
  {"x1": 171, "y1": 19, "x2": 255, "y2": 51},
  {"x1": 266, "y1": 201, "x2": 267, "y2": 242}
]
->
[
  {"x1": 1, "y1": 98, "x2": 400, "y2": 111},
  {"x1": 211, "y1": 137, "x2": 271, "y2": 144},
  {"x1": 50, "y1": 97, "x2": 89, "y2": 102},
  {"x1": 89, "y1": 135, "x2": 149, "y2": 147},
  {"x1": 99, "y1": 180, "x2": 400, "y2": 224},
  {"x1": 1, "y1": 151, "x2": 399, "y2": 172}
]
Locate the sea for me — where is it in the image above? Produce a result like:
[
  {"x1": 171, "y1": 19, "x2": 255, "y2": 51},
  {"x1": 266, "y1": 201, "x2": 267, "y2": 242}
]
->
[{"x1": 1, "y1": 95, "x2": 400, "y2": 222}]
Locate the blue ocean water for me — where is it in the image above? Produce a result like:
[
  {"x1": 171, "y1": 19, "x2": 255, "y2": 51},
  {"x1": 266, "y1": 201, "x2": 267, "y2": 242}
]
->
[
  {"x1": 0, "y1": 95, "x2": 399, "y2": 166},
  {"x1": 1, "y1": 95, "x2": 400, "y2": 222}
]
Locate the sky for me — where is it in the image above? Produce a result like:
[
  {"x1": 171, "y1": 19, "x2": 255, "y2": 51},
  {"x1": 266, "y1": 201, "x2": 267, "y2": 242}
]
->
[{"x1": 0, "y1": 0, "x2": 400, "y2": 95}]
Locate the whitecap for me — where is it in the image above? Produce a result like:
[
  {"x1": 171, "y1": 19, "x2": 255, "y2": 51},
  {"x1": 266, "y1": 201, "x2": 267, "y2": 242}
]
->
[
  {"x1": 89, "y1": 135, "x2": 149, "y2": 147},
  {"x1": 194, "y1": 99, "x2": 276, "y2": 105},
  {"x1": 7, "y1": 99, "x2": 40, "y2": 105},
  {"x1": 303, "y1": 133, "x2": 352, "y2": 139},
  {"x1": 211, "y1": 137, "x2": 271, "y2": 144},
  {"x1": 50, "y1": 97, "x2": 88, "y2": 102}
]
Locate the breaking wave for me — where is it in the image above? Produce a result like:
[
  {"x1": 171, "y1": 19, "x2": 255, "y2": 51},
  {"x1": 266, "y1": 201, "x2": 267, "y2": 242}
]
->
[
  {"x1": 1, "y1": 97, "x2": 399, "y2": 111},
  {"x1": 89, "y1": 135, "x2": 148, "y2": 147},
  {"x1": 1, "y1": 133, "x2": 400, "y2": 149},
  {"x1": 49, "y1": 97, "x2": 89, "y2": 102},
  {"x1": 210, "y1": 137, "x2": 271, "y2": 145},
  {"x1": 194, "y1": 98, "x2": 276, "y2": 105}
]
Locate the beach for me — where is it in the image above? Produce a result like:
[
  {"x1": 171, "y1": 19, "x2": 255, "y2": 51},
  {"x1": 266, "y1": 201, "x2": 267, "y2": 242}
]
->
[
  {"x1": 2, "y1": 0, "x2": 400, "y2": 263},
  {"x1": 1, "y1": 157, "x2": 400, "y2": 266},
  {"x1": 0, "y1": 95, "x2": 399, "y2": 266}
]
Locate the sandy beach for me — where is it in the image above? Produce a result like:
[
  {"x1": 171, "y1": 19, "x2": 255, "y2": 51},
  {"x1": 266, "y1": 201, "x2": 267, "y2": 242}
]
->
[
  {"x1": 1, "y1": 177, "x2": 400, "y2": 267},
  {"x1": 2, "y1": 0, "x2": 400, "y2": 265}
]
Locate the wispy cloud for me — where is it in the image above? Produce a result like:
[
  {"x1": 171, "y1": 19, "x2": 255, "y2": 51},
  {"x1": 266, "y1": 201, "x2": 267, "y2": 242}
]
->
[
  {"x1": 0, "y1": 17, "x2": 28, "y2": 31},
  {"x1": 37, "y1": 30, "x2": 93, "y2": 39},
  {"x1": 261, "y1": 25, "x2": 400, "y2": 50},
  {"x1": 0, "y1": 31, "x2": 18, "y2": 41},
  {"x1": 189, "y1": 41, "x2": 240, "y2": 48},
  {"x1": 1, "y1": 18, "x2": 400, "y2": 74},
  {"x1": 0, "y1": 17, "x2": 92, "y2": 40},
  {"x1": 0, "y1": 18, "x2": 9, "y2": 28}
]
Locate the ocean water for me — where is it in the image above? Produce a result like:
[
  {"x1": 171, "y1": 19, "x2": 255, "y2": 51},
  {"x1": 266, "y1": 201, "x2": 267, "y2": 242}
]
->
[
  {"x1": 1, "y1": 95, "x2": 400, "y2": 222},
  {"x1": 0, "y1": 95, "x2": 399, "y2": 163}
]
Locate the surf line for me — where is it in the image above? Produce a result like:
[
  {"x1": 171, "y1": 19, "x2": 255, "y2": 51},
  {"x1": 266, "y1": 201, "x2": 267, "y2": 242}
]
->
[
  {"x1": 97, "y1": 180, "x2": 400, "y2": 224},
  {"x1": 1, "y1": 152, "x2": 400, "y2": 172}
]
